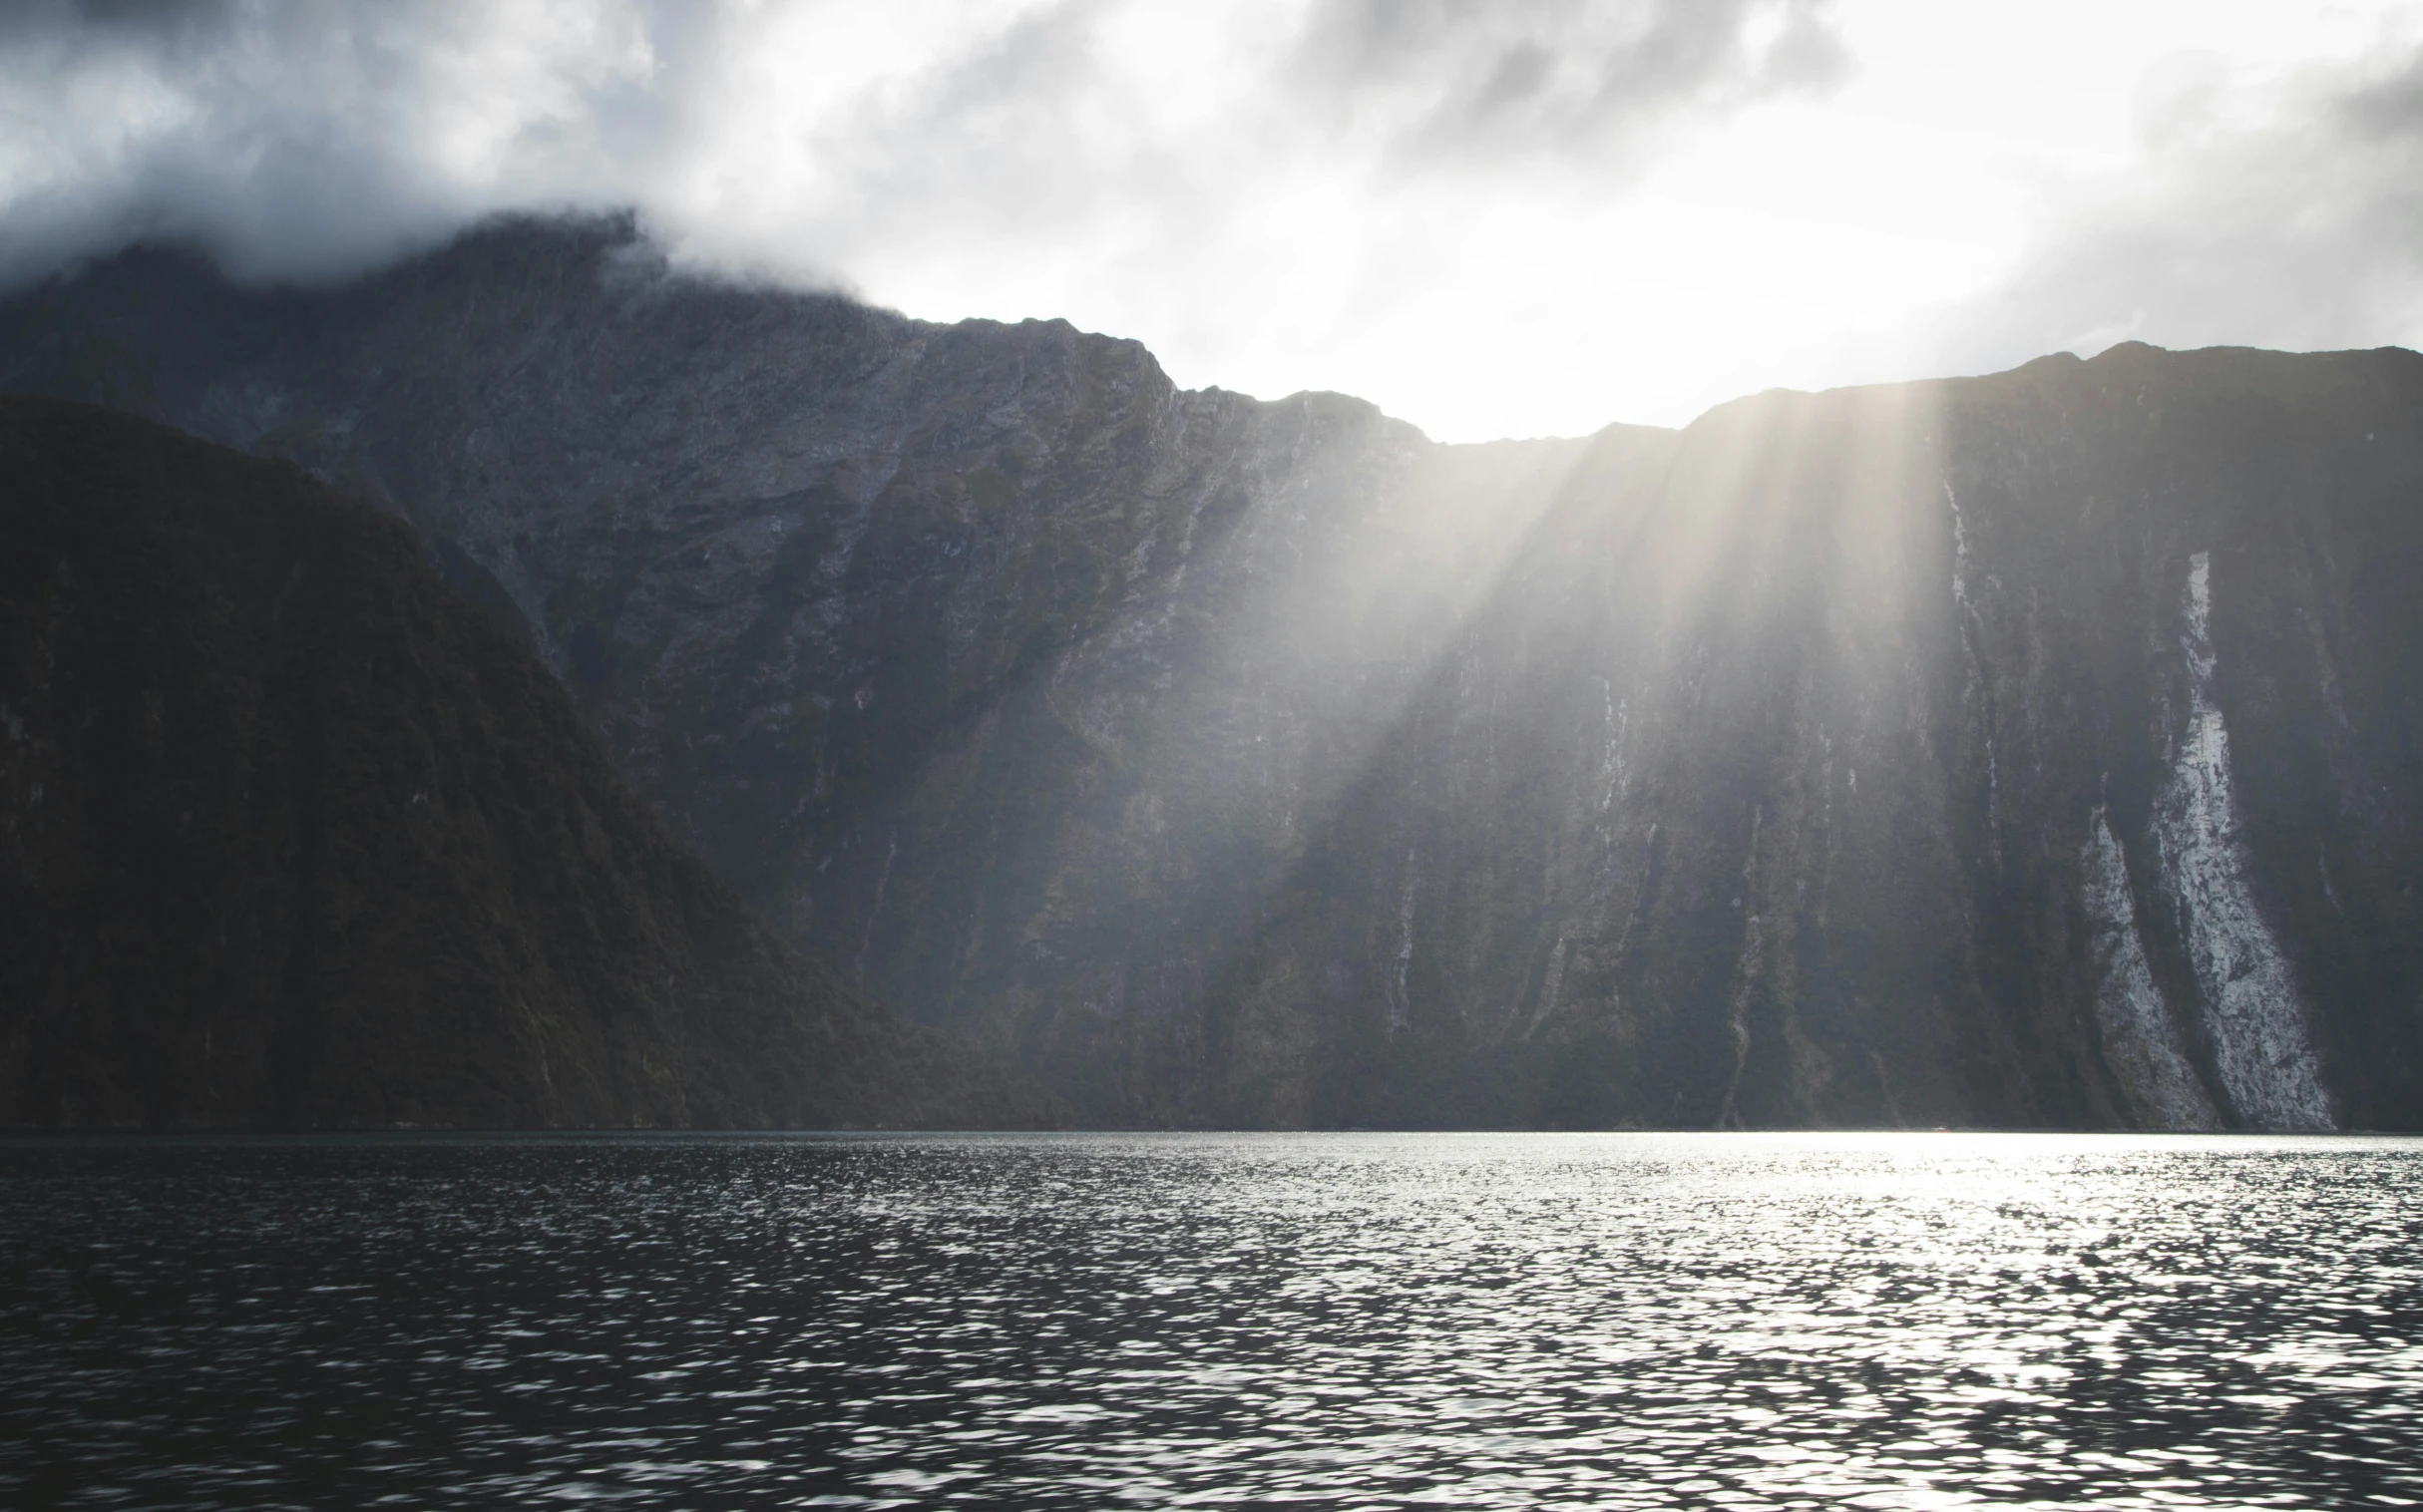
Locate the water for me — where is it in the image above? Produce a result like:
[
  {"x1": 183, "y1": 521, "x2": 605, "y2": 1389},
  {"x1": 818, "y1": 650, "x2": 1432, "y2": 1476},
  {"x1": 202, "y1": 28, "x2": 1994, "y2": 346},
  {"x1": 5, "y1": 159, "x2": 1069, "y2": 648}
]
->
[{"x1": 3, "y1": 1133, "x2": 2419, "y2": 1510}]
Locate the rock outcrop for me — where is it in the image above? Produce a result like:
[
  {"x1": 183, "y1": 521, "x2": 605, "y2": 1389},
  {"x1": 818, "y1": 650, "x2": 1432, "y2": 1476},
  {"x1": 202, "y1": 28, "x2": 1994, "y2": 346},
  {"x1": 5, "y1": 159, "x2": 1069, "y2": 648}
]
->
[
  {"x1": 8, "y1": 215, "x2": 2420, "y2": 1129},
  {"x1": 0, "y1": 397, "x2": 1060, "y2": 1129}
]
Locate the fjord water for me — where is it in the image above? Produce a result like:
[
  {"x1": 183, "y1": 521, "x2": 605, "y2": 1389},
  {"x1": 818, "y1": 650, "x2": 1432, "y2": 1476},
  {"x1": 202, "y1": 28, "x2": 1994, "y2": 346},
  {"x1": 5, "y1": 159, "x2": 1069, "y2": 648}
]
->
[{"x1": 3, "y1": 1134, "x2": 2417, "y2": 1509}]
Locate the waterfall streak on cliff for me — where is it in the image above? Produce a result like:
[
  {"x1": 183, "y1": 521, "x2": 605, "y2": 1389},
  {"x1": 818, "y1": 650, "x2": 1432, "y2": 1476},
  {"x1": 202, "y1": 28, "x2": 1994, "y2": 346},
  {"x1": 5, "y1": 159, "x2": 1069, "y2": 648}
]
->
[
  {"x1": 2154, "y1": 554, "x2": 2333, "y2": 1130},
  {"x1": 1946, "y1": 483, "x2": 1973, "y2": 610},
  {"x1": 1598, "y1": 685, "x2": 1628, "y2": 815},
  {"x1": 1946, "y1": 483, "x2": 2000, "y2": 832},
  {"x1": 855, "y1": 827, "x2": 899, "y2": 986},
  {"x1": 1389, "y1": 852, "x2": 1418, "y2": 1033},
  {"x1": 1524, "y1": 937, "x2": 1568, "y2": 1041},
  {"x1": 2082, "y1": 807, "x2": 2218, "y2": 1129},
  {"x1": 1717, "y1": 916, "x2": 1763, "y2": 1130}
]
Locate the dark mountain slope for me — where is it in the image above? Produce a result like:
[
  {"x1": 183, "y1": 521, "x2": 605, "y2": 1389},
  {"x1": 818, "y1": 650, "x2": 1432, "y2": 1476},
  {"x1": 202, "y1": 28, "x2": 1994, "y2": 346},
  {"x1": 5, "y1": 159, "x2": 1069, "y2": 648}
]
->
[
  {"x1": 0, "y1": 218, "x2": 1615, "y2": 1121},
  {"x1": 0, "y1": 397, "x2": 1058, "y2": 1129}
]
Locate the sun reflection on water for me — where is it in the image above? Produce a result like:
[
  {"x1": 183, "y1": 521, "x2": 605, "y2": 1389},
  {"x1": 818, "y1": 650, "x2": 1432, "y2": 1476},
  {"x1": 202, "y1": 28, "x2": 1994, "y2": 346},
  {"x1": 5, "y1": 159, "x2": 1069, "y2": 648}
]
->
[{"x1": 3, "y1": 1131, "x2": 2419, "y2": 1509}]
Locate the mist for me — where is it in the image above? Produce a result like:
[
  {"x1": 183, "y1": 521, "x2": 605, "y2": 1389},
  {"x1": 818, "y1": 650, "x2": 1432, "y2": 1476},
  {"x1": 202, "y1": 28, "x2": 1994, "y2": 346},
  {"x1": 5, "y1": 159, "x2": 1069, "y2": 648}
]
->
[{"x1": 4, "y1": 0, "x2": 2421, "y2": 435}]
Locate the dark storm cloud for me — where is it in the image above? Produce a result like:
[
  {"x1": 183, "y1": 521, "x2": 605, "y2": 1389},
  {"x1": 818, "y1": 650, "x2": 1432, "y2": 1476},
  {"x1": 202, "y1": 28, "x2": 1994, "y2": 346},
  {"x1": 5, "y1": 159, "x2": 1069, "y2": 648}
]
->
[{"x1": 14, "y1": 0, "x2": 239, "y2": 39}]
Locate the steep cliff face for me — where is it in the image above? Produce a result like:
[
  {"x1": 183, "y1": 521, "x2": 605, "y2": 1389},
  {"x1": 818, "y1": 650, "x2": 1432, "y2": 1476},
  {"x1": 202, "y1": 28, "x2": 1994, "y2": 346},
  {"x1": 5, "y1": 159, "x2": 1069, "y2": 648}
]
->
[
  {"x1": 1211, "y1": 351, "x2": 2423, "y2": 1130},
  {"x1": 0, "y1": 219, "x2": 1620, "y2": 1121},
  {"x1": 0, "y1": 398, "x2": 1059, "y2": 1129},
  {"x1": 8, "y1": 218, "x2": 2421, "y2": 1128}
]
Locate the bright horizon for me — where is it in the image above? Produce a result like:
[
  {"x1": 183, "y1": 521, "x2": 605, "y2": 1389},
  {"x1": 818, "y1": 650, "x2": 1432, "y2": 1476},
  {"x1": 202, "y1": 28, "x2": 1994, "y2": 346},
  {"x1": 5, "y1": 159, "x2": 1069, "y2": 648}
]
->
[{"x1": 5, "y1": 1, "x2": 2422, "y2": 440}]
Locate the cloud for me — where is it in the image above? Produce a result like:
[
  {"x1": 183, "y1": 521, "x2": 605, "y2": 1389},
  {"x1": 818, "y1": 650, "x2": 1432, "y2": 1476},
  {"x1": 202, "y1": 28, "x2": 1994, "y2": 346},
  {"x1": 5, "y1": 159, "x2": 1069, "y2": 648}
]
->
[
  {"x1": 1895, "y1": 32, "x2": 2423, "y2": 378},
  {"x1": 15, "y1": 0, "x2": 2417, "y2": 441},
  {"x1": 0, "y1": 0, "x2": 1848, "y2": 296},
  {"x1": 1287, "y1": 0, "x2": 1845, "y2": 174},
  {"x1": 0, "y1": 0, "x2": 665, "y2": 283}
]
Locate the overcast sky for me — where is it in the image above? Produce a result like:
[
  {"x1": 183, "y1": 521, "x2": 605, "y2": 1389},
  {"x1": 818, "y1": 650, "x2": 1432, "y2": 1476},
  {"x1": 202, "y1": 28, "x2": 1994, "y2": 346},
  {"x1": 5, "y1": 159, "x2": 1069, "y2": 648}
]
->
[{"x1": 5, "y1": 0, "x2": 2422, "y2": 439}]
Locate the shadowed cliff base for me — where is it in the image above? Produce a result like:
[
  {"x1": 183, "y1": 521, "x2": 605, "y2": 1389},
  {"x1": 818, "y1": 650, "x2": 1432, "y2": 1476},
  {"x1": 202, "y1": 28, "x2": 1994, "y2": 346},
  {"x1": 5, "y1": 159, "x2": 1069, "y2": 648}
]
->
[{"x1": 0, "y1": 398, "x2": 1062, "y2": 1129}]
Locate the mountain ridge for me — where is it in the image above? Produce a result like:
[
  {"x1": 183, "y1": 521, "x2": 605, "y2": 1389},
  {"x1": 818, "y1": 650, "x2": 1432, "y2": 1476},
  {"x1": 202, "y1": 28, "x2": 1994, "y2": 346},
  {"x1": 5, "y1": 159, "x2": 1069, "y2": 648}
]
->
[{"x1": 7, "y1": 214, "x2": 2421, "y2": 1129}]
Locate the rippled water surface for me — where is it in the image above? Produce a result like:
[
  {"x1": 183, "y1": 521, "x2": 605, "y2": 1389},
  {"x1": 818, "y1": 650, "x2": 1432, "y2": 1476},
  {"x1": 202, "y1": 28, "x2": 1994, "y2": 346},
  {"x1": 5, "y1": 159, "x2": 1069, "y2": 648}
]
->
[{"x1": 4, "y1": 1133, "x2": 2421, "y2": 1509}]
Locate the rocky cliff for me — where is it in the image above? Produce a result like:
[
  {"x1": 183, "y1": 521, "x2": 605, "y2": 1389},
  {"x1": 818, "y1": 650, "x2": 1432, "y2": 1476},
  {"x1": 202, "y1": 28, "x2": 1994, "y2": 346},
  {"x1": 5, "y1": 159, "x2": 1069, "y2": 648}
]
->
[
  {"x1": 0, "y1": 397, "x2": 1059, "y2": 1129},
  {"x1": 8, "y1": 215, "x2": 2420, "y2": 1128},
  {"x1": 1213, "y1": 352, "x2": 2423, "y2": 1130}
]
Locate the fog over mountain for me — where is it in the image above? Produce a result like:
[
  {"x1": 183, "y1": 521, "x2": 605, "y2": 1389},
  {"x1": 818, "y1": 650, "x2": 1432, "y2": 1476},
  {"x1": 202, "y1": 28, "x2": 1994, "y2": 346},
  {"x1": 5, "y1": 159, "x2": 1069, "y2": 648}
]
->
[{"x1": 6, "y1": 1, "x2": 2423, "y2": 436}]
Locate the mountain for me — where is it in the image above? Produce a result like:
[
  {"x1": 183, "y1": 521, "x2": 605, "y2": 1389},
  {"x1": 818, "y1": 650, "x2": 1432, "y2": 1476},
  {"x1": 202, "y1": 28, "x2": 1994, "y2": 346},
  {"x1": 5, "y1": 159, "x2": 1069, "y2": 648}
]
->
[
  {"x1": 8, "y1": 214, "x2": 2422, "y2": 1130},
  {"x1": 1236, "y1": 352, "x2": 2423, "y2": 1131},
  {"x1": 0, "y1": 396, "x2": 1060, "y2": 1129}
]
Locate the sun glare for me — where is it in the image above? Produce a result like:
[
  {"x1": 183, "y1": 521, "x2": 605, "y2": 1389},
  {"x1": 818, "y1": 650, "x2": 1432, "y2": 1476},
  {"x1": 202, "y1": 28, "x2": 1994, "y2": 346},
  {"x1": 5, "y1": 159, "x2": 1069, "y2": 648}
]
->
[{"x1": 827, "y1": 0, "x2": 2423, "y2": 442}]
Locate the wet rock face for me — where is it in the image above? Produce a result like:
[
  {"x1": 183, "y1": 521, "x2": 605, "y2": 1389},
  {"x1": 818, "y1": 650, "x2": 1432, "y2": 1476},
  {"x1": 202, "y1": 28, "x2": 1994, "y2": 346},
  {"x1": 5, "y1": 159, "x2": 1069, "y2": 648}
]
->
[
  {"x1": 1939, "y1": 352, "x2": 2423, "y2": 1133},
  {"x1": 9, "y1": 218, "x2": 2422, "y2": 1128},
  {"x1": 1227, "y1": 352, "x2": 2423, "y2": 1131}
]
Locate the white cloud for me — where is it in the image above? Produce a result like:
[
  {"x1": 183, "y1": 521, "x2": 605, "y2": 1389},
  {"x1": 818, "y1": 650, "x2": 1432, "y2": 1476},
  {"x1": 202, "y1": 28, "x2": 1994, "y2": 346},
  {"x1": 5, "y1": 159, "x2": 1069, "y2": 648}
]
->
[
  {"x1": 1880, "y1": 25, "x2": 2423, "y2": 381},
  {"x1": 3, "y1": 0, "x2": 2422, "y2": 439},
  {"x1": 0, "y1": 0, "x2": 662, "y2": 279}
]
